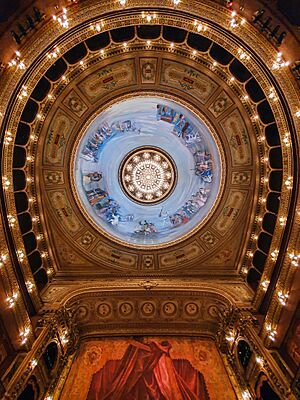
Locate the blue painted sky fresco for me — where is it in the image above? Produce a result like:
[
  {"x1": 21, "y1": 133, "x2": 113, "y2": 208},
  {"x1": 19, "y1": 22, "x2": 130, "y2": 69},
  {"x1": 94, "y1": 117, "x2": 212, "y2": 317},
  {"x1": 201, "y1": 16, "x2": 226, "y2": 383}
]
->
[{"x1": 74, "y1": 97, "x2": 221, "y2": 246}]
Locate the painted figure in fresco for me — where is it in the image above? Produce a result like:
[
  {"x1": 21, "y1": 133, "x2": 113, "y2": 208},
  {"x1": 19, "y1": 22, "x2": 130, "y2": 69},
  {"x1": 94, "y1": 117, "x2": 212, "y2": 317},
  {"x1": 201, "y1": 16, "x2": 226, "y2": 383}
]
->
[
  {"x1": 87, "y1": 339, "x2": 210, "y2": 400},
  {"x1": 161, "y1": 106, "x2": 174, "y2": 123},
  {"x1": 156, "y1": 105, "x2": 174, "y2": 123},
  {"x1": 169, "y1": 189, "x2": 209, "y2": 227},
  {"x1": 81, "y1": 119, "x2": 140, "y2": 162},
  {"x1": 134, "y1": 220, "x2": 157, "y2": 236},
  {"x1": 192, "y1": 150, "x2": 213, "y2": 182},
  {"x1": 156, "y1": 104, "x2": 204, "y2": 144},
  {"x1": 86, "y1": 188, "x2": 108, "y2": 206},
  {"x1": 173, "y1": 114, "x2": 186, "y2": 137},
  {"x1": 185, "y1": 130, "x2": 201, "y2": 145},
  {"x1": 83, "y1": 172, "x2": 102, "y2": 185},
  {"x1": 159, "y1": 208, "x2": 170, "y2": 227}
]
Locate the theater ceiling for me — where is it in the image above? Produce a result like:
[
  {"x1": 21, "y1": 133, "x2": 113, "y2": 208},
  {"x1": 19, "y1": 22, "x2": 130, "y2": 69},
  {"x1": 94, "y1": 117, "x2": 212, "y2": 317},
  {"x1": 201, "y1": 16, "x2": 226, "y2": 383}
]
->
[{"x1": 0, "y1": 0, "x2": 299, "y2": 341}]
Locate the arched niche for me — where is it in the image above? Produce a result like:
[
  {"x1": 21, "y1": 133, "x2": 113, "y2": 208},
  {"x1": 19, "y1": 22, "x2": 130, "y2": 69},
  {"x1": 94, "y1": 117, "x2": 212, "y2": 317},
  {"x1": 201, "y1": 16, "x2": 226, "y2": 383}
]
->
[
  {"x1": 42, "y1": 341, "x2": 59, "y2": 373},
  {"x1": 17, "y1": 376, "x2": 40, "y2": 400},
  {"x1": 254, "y1": 372, "x2": 280, "y2": 400},
  {"x1": 237, "y1": 339, "x2": 253, "y2": 370}
]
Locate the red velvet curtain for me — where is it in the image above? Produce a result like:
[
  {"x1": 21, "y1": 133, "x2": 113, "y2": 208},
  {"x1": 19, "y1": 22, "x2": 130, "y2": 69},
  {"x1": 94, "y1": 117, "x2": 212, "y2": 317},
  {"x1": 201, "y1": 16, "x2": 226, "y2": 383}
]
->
[{"x1": 87, "y1": 341, "x2": 210, "y2": 400}]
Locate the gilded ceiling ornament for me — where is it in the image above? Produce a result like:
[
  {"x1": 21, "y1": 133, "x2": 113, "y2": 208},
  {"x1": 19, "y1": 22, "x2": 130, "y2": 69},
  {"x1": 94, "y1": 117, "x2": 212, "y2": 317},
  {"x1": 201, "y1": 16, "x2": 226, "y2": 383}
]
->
[{"x1": 119, "y1": 147, "x2": 176, "y2": 204}]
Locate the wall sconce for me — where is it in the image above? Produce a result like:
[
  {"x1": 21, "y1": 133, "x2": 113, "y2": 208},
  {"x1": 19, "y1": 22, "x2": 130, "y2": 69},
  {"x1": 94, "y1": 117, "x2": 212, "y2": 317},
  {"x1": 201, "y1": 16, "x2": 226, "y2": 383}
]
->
[
  {"x1": 284, "y1": 177, "x2": 293, "y2": 190},
  {"x1": 194, "y1": 20, "x2": 207, "y2": 32},
  {"x1": 26, "y1": 281, "x2": 35, "y2": 293},
  {"x1": 266, "y1": 323, "x2": 277, "y2": 341},
  {"x1": 242, "y1": 390, "x2": 251, "y2": 400},
  {"x1": 20, "y1": 327, "x2": 30, "y2": 345},
  {"x1": 279, "y1": 216, "x2": 286, "y2": 226},
  {"x1": 17, "y1": 250, "x2": 25, "y2": 261},
  {"x1": 225, "y1": 331, "x2": 235, "y2": 342},
  {"x1": 8, "y1": 51, "x2": 26, "y2": 69},
  {"x1": 30, "y1": 358, "x2": 38, "y2": 369},
  {"x1": 4, "y1": 132, "x2": 13, "y2": 145},
  {"x1": 270, "y1": 250, "x2": 278, "y2": 261},
  {"x1": 237, "y1": 49, "x2": 250, "y2": 60},
  {"x1": 0, "y1": 254, "x2": 7, "y2": 267},
  {"x1": 289, "y1": 253, "x2": 300, "y2": 267},
  {"x1": 53, "y1": 8, "x2": 69, "y2": 29},
  {"x1": 277, "y1": 291, "x2": 289, "y2": 306},
  {"x1": 8, "y1": 215, "x2": 16, "y2": 227},
  {"x1": 61, "y1": 330, "x2": 69, "y2": 345},
  {"x1": 255, "y1": 356, "x2": 264, "y2": 365},
  {"x1": 6, "y1": 292, "x2": 18, "y2": 308},
  {"x1": 261, "y1": 280, "x2": 269, "y2": 291},
  {"x1": 141, "y1": 12, "x2": 157, "y2": 22},
  {"x1": 272, "y1": 52, "x2": 289, "y2": 70}
]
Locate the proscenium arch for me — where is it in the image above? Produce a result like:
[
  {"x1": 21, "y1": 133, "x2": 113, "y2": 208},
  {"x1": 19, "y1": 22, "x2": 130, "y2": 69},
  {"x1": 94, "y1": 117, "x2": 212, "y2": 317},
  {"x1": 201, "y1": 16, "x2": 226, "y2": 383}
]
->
[{"x1": 60, "y1": 286, "x2": 235, "y2": 339}]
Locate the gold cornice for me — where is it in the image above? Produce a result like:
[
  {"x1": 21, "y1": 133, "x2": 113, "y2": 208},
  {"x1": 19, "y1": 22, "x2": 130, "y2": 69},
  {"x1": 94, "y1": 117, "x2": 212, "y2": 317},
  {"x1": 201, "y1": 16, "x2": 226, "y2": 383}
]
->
[{"x1": 41, "y1": 279, "x2": 252, "y2": 306}]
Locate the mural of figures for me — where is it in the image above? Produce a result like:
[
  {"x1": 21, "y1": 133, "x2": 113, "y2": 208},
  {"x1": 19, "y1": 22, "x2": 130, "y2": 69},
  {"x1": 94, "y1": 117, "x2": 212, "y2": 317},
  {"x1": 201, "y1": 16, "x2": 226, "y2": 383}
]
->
[
  {"x1": 74, "y1": 97, "x2": 222, "y2": 246},
  {"x1": 60, "y1": 338, "x2": 237, "y2": 400}
]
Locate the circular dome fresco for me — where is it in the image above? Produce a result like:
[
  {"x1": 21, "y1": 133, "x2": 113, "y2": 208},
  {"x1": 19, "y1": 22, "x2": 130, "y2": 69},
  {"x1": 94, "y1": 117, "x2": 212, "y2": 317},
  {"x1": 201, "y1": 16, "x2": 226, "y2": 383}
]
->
[{"x1": 73, "y1": 96, "x2": 223, "y2": 247}]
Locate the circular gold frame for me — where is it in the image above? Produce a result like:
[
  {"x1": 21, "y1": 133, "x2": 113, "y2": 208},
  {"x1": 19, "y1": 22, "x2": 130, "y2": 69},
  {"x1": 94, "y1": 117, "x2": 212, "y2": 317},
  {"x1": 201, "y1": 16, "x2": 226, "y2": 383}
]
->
[
  {"x1": 70, "y1": 90, "x2": 226, "y2": 249},
  {"x1": 119, "y1": 146, "x2": 177, "y2": 205}
]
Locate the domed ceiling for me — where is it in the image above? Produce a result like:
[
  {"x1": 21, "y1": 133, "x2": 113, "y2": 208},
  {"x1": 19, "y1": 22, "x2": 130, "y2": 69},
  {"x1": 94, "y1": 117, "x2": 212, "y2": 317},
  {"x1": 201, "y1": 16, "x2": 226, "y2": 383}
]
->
[
  {"x1": 0, "y1": 0, "x2": 299, "y2": 332},
  {"x1": 35, "y1": 41, "x2": 258, "y2": 278},
  {"x1": 73, "y1": 95, "x2": 222, "y2": 247}
]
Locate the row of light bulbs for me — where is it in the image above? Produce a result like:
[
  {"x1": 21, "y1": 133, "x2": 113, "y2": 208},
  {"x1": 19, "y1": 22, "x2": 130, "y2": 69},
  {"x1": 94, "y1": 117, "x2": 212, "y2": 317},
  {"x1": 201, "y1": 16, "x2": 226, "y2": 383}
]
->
[
  {"x1": 258, "y1": 246, "x2": 299, "y2": 322},
  {"x1": 52, "y1": 8, "x2": 68, "y2": 29},
  {"x1": 3, "y1": 0, "x2": 298, "y2": 287},
  {"x1": 0, "y1": 254, "x2": 20, "y2": 312},
  {"x1": 0, "y1": 251, "x2": 35, "y2": 345},
  {"x1": 266, "y1": 323, "x2": 277, "y2": 341},
  {"x1": 4, "y1": 0, "x2": 297, "y2": 92},
  {"x1": 4, "y1": 143, "x2": 48, "y2": 260},
  {"x1": 4, "y1": 35, "x2": 286, "y2": 286},
  {"x1": 119, "y1": 0, "x2": 180, "y2": 5},
  {"x1": 229, "y1": 11, "x2": 246, "y2": 29}
]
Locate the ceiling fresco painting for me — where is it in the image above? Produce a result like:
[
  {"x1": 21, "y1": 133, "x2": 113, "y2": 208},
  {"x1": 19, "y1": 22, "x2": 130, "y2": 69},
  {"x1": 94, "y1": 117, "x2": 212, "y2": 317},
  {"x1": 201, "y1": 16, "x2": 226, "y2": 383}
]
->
[
  {"x1": 74, "y1": 96, "x2": 222, "y2": 247},
  {"x1": 37, "y1": 50, "x2": 258, "y2": 272}
]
